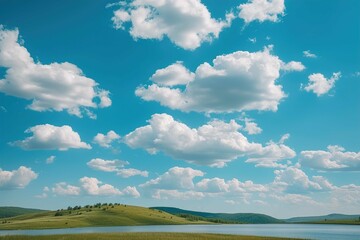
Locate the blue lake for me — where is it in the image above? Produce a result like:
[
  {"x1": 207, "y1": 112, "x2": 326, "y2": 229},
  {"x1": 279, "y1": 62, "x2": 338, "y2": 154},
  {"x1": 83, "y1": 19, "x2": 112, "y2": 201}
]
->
[{"x1": 0, "y1": 224, "x2": 360, "y2": 240}]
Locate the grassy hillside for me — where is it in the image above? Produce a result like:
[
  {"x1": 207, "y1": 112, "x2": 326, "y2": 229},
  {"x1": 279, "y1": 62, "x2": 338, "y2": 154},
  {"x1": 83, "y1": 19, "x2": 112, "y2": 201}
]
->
[
  {"x1": 285, "y1": 213, "x2": 360, "y2": 223},
  {"x1": 0, "y1": 207, "x2": 46, "y2": 219},
  {"x1": 0, "y1": 233, "x2": 302, "y2": 240},
  {"x1": 0, "y1": 204, "x2": 209, "y2": 230},
  {"x1": 151, "y1": 207, "x2": 283, "y2": 224}
]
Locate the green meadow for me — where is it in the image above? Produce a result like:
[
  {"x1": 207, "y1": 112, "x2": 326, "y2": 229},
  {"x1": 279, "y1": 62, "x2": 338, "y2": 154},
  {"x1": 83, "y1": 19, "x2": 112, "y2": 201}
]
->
[{"x1": 0, "y1": 204, "x2": 208, "y2": 230}]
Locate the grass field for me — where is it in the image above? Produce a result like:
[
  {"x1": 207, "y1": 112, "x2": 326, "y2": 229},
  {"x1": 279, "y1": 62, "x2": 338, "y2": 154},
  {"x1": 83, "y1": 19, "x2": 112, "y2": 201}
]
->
[
  {"x1": 0, "y1": 232, "x2": 302, "y2": 240},
  {"x1": 0, "y1": 204, "x2": 208, "y2": 230}
]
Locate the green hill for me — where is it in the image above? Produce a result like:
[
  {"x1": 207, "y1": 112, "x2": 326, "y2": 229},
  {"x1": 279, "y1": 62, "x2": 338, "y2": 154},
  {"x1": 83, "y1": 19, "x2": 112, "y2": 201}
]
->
[
  {"x1": 285, "y1": 213, "x2": 360, "y2": 223},
  {"x1": 0, "y1": 207, "x2": 46, "y2": 218},
  {"x1": 151, "y1": 207, "x2": 283, "y2": 224},
  {"x1": 0, "y1": 204, "x2": 209, "y2": 230}
]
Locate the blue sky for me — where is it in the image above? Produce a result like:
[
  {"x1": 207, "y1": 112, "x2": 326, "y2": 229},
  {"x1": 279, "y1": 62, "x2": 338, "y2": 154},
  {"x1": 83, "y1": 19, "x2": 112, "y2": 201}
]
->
[{"x1": 0, "y1": 0, "x2": 359, "y2": 218}]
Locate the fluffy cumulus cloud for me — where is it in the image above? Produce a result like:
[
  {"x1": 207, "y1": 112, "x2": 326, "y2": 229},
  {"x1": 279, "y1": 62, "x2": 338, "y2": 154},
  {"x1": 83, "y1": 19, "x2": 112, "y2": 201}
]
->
[
  {"x1": 139, "y1": 167, "x2": 210, "y2": 200},
  {"x1": 93, "y1": 130, "x2": 120, "y2": 148},
  {"x1": 140, "y1": 166, "x2": 267, "y2": 200},
  {"x1": 87, "y1": 158, "x2": 148, "y2": 178},
  {"x1": 51, "y1": 177, "x2": 140, "y2": 197},
  {"x1": 238, "y1": 0, "x2": 285, "y2": 23},
  {"x1": 140, "y1": 167, "x2": 204, "y2": 189},
  {"x1": 300, "y1": 145, "x2": 360, "y2": 171},
  {"x1": 52, "y1": 182, "x2": 81, "y2": 196},
  {"x1": 273, "y1": 166, "x2": 334, "y2": 193},
  {"x1": 242, "y1": 118, "x2": 262, "y2": 135},
  {"x1": 150, "y1": 61, "x2": 195, "y2": 86},
  {"x1": 11, "y1": 124, "x2": 91, "y2": 151},
  {"x1": 303, "y1": 72, "x2": 341, "y2": 96},
  {"x1": 125, "y1": 113, "x2": 295, "y2": 167},
  {"x1": 110, "y1": 0, "x2": 234, "y2": 50},
  {"x1": 136, "y1": 47, "x2": 304, "y2": 113},
  {"x1": 0, "y1": 27, "x2": 111, "y2": 117},
  {"x1": 0, "y1": 166, "x2": 38, "y2": 190}
]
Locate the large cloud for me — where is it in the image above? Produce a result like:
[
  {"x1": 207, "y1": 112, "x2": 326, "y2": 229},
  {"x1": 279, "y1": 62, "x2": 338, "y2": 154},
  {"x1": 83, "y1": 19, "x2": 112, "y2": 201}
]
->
[
  {"x1": 136, "y1": 47, "x2": 304, "y2": 113},
  {"x1": 110, "y1": 0, "x2": 234, "y2": 50},
  {"x1": 0, "y1": 166, "x2": 38, "y2": 190},
  {"x1": 300, "y1": 145, "x2": 360, "y2": 171},
  {"x1": 11, "y1": 124, "x2": 91, "y2": 151},
  {"x1": 52, "y1": 182, "x2": 81, "y2": 196},
  {"x1": 303, "y1": 72, "x2": 341, "y2": 96},
  {"x1": 125, "y1": 113, "x2": 295, "y2": 167},
  {"x1": 87, "y1": 158, "x2": 148, "y2": 178},
  {"x1": 0, "y1": 27, "x2": 111, "y2": 117},
  {"x1": 238, "y1": 0, "x2": 285, "y2": 23}
]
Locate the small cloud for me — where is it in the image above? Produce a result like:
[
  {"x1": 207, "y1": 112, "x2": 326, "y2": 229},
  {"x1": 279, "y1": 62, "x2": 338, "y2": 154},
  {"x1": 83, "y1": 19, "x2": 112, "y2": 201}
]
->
[
  {"x1": 0, "y1": 106, "x2": 7, "y2": 112},
  {"x1": 249, "y1": 37, "x2": 256, "y2": 43},
  {"x1": 303, "y1": 50, "x2": 317, "y2": 58},
  {"x1": 46, "y1": 156, "x2": 56, "y2": 164},
  {"x1": 93, "y1": 130, "x2": 120, "y2": 148},
  {"x1": 303, "y1": 72, "x2": 341, "y2": 96}
]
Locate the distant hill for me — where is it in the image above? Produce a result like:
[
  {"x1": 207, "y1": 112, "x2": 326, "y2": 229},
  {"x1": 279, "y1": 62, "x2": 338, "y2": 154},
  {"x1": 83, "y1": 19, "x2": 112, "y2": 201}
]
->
[
  {"x1": 151, "y1": 207, "x2": 283, "y2": 224},
  {"x1": 285, "y1": 213, "x2": 360, "y2": 223},
  {"x1": 0, "y1": 204, "x2": 209, "y2": 230},
  {"x1": 0, "y1": 207, "x2": 46, "y2": 218}
]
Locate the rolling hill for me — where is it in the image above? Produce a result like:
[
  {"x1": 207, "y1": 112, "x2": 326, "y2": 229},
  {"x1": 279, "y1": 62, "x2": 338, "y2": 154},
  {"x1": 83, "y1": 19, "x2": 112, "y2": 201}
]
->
[
  {"x1": 285, "y1": 213, "x2": 360, "y2": 223},
  {"x1": 151, "y1": 207, "x2": 283, "y2": 224},
  {"x1": 0, "y1": 204, "x2": 209, "y2": 230},
  {"x1": 0, "y1": 207, "x2": 46, "y2": 218}
]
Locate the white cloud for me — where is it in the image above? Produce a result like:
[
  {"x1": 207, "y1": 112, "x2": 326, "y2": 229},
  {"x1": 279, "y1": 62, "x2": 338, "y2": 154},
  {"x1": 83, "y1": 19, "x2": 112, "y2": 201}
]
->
[
  {"x1": 0, "y1": 27, "x2": 111, "y2": 117},
  {"x1": 152, "y1": 189, "x2": 204, "y2": 200},
  {"x1": 273, "y1": 166, "x2": 334, "y2": 193},
  {"x1": 52, "y1": 182, "x2": 81, "y2": 196},
  {"x1": 300, "y1": 145, "x2": 360, "y2": 171},
  {"x1": 140, "y1": 166, "x2": 204, "y2": 189},
  {"x1": 87, "y1": 158, "x2": 128, "y2": 172},
  {"x1": 93, "y1": 130, "x2": 120, "y2": 148},
  {"x1": 87, "y1": 158, "x2": 148, "y2": 178},
  {"x1": 123, "y1": 186, "x2": 141, "y2": 198},
  {"x1": 110, "y1": 0, "x2": 234, "y2": 50},
  {"x1": 281, "y1": 61, "x2": 305, "y2": 72},
  {"x1": 11, "y1": 124, "x2": 91, "y2": 151},
  {"x1": 271, "y1": 193, "x2": 317, "y2": 205},
  {"x1": 140, "y1": 166, "x2": 268, "y2": 200},
  {"x1": 243, "y1": 118, "x2": 262, "y2": 135},
  {"x1": 245, "y1": 134, "x2": 296, "y2": 168},
  {"x1": 125, "y1": 113, "x2": 295, "y2": 167},
  {"x1": 52, "y1": 177, "x2": 140, "y2": 197},
  {"x1": 196, "y1": 177, "x2": 267, "y2": 193},
  {"x1": 303, "y1": 50, "x2": 317, "y2": 58},
  {"x1": 303, "y1": 72, "x2": 341, "y2": 96},
  {"x1": 0, "y1": 166, "x2": 38, "y2": 190},
  {"x1": 80, "y1": 177, "x2": 123, "y2": 196},
  {"x1": 136, "y1": 47, "x2": 304, "y2": 113},
  {"x1": 46, "y1": 155, "x2": 55, "y2": 164},
  {"x1": 150, "y1": 61, "x2": 195, "y2": 86},
  {"x1": 249, "y1": 37, "x2": 256, "y2": 43},
  {"x1": 116, "y1": 168, "x2": 148, "y2": 178},
  {"x1": 238, "y1": 0, "x2": 285, "y2": 23}
]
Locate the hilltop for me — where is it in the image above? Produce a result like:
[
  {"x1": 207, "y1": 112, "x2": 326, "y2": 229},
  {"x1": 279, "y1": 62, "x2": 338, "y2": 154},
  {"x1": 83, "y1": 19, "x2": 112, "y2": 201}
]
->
[{"x1": 0, "y1": 203, "x2": 209, "y2": 230}]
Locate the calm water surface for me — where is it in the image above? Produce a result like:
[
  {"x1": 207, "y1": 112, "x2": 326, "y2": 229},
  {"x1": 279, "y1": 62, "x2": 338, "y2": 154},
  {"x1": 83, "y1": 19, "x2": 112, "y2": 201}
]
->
[{"x1": 0, "y1": 224, "x2": 359, "y2": 240}]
